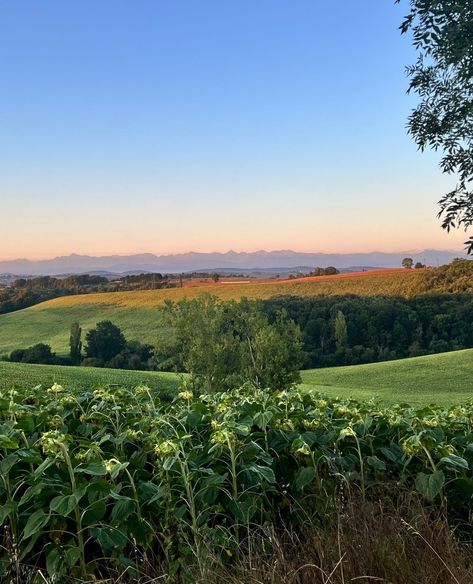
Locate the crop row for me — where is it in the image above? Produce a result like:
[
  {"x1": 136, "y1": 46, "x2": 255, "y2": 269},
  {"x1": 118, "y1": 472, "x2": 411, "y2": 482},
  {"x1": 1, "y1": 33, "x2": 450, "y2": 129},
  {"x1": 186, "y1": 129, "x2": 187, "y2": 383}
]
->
[{"x1": 0, "y1": 382, "x2": 472, "y2": 581}]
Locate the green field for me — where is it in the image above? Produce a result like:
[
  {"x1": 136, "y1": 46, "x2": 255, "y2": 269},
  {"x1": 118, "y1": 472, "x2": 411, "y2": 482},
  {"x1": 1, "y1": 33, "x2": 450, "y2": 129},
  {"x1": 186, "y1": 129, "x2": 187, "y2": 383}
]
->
[
  {"x1": 0, "y1": 269, "x2": 422, "y2": 355},
  {"x1": 301, "y1": 348, "x2": 473, "y2": 405},
  {"x1": 0, "y1": 360, "x2": 181, "y2": 393},
  {"x1": 1, "y1": 348, "x2": 472, "y2": 405}
]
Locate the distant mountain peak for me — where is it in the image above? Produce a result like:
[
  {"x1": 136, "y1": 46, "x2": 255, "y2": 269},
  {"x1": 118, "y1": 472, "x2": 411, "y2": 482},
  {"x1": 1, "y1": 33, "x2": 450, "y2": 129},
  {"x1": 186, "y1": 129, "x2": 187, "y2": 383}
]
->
[{"x1": 0, "y1": 249, "x2": 467, "y2": 276}]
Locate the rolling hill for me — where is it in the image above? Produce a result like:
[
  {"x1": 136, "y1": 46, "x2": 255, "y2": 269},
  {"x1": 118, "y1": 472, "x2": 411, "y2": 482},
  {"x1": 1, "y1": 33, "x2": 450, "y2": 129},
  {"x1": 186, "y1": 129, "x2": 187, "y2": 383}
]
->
[
  {"x1": 300, "y1": 348, "x2": 473, "y2": 405},
  {"x1": 0, "y1": 348, "x2": 471, "y2": 405},
  {"x1": 0, "y1": 360, "x2": 181, "y2": 393},
  {"x1": 0, "y1": 269, "x2": 423, "y2": 355}
]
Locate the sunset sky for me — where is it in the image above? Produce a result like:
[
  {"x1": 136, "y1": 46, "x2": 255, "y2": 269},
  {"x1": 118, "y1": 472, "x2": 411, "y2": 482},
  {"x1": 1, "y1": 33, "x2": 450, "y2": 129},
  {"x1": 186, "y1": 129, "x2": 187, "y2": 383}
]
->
[{"x1": 0, "y1": 0, "x2": 467, "y2": 260}]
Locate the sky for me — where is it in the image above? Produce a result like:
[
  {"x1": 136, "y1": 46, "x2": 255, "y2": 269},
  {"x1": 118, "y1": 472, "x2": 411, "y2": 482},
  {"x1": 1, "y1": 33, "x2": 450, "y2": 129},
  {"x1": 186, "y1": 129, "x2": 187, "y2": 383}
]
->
[{"x1": 0, "y1": 0, "x2": 467, "y2": 260}]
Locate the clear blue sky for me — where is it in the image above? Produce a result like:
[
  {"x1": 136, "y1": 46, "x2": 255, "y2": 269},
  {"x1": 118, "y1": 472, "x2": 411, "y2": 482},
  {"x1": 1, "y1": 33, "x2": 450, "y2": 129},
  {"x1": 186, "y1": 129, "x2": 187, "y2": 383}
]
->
[{"x1": 0, "y1": 1, "x2": 464, "y2": 259}]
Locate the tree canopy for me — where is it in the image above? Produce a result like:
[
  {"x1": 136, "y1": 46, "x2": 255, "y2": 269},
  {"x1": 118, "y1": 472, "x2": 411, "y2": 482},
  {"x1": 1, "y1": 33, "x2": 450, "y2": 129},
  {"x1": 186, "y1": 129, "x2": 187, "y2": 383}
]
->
[
  {"x1": 156, "y1": 295, "x2": 303, "y2": 393},
  {"x1": 399, "y1": 0, "x2": 473, "y2": 252}
]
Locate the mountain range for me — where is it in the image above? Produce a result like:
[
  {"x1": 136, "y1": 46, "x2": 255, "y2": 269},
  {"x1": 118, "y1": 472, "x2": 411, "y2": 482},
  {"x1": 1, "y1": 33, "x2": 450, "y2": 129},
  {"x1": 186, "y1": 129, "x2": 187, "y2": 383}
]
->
[{"x1": 0, "y1": 249, "x2": 467, "y2": 276}]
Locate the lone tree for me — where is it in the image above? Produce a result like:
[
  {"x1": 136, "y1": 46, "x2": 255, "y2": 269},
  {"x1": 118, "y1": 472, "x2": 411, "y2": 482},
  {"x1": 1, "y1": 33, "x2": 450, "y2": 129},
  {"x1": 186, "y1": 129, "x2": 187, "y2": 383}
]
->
[
  {"x1": 334, "y1": 310, "x2": 348, "y2": 350},
  {"x1": 402, "y1": 257, "x2": 414, "y2": 269},
  {"x1": 156, "y1": 295, "x2": 304, "y2": 393},
  {"x1": 69, "y1": 322, "x2": 82, "y2": 364},
  {"x1": 398, "y1": 0, "x2": 473, "y2": 252}
]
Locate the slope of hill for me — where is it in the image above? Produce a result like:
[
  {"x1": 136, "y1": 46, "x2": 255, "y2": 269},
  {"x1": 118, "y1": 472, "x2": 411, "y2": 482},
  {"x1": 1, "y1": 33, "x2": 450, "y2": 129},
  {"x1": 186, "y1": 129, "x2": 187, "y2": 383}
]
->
[
  {"x1": 300, "y1": 348, "x2": 473, "y2": 405},
  {"x1": 0, "y1": 348, "x2": 471, "y2": 405},
  {"x1": 0, "y1": 360, "x2": 181, "y2": 393},
  {"x1": 0, "y1": 269, "x2": 424, "y2": 355}
]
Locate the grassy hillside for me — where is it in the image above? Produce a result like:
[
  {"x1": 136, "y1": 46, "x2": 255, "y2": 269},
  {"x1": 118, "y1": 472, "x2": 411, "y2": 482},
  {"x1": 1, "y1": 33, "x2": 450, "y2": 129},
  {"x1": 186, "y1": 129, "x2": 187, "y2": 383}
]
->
[
  {"x1": 0, "y1": 269, "x2": 422, "y2": 355},
  {"x1": 1, "y1": 348, "x2": 472, "y2": 405},
  {"x1": 300, "y1": 348, "x2": 473, "y2": 406},
  {"x1": 0, "y1": 360, "x2": 181, "y2": 393}
]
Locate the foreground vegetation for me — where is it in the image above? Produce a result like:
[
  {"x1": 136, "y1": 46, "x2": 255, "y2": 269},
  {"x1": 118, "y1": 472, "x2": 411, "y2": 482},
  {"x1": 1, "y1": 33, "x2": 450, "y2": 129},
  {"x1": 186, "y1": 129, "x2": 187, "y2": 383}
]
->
[{"x1": 1, "y1": 382, "x2": 473, "y2": 582}]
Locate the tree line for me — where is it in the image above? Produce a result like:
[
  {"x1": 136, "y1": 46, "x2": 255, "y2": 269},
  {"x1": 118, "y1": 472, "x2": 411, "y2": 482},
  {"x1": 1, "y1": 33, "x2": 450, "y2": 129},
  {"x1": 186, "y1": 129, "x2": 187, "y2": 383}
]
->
[
  {"x1": 262, "y1": 293, "x2": 473, "y2": 368},
  {"x1": 0, "y1": 275, "x2": 110, "y2": 315},
  {"x1": 10, "y1": 321, "x2": 154, "y2": 370}
]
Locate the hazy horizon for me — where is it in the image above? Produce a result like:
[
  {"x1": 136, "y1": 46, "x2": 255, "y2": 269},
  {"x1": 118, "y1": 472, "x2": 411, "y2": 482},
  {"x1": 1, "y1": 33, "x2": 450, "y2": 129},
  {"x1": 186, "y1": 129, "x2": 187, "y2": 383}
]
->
[
  {"x1": 0, "y1": 246, "x2": 467, "y2": 264},
  {"x1": 0, "y1": 1, "x2": 468, "y2": 258}
]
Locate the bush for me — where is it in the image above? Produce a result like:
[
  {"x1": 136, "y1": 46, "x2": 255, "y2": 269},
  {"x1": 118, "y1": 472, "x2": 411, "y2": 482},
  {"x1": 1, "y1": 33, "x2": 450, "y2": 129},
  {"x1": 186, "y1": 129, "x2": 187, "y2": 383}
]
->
[{"x1": 9, "y1": 343, "x2": 55, "y2": 365}]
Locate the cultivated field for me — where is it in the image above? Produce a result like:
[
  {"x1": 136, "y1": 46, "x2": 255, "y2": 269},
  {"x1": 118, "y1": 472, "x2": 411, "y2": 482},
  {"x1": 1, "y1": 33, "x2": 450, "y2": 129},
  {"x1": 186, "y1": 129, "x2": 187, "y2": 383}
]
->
[
  {"x1": 2, "y1": 381, "x2": 473, "y2": 581},
  {"x1": 0, "y1": 360, "x2": 181, "y2": 393},
  {"x1": 1, "y1": 348, "x2": 472, "y2": 405},
  {"x1": 0, "y1": 269, "x2": 423, "y2": 355},
  {"x1": 300, "y1": 348, "x2": 473, "y2": 406}
]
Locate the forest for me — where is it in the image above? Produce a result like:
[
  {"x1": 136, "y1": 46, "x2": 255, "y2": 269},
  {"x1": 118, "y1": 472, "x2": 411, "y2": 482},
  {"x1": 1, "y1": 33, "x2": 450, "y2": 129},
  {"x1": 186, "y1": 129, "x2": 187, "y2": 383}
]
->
[{"x1": 263, "y1": 293, "x2": 473, "y2": 367}]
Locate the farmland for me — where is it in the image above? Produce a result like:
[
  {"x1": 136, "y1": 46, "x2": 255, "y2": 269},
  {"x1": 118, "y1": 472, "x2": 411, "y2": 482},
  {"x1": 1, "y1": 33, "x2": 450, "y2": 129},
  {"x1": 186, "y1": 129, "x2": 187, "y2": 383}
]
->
[
  {"x1": 1, "y1": 348, "x2": 472, "y2": 406},
  {"x1": 0, "y1": 360, "x2": 181, "y2": 393},
  {"x1": 2, "y1": 381, "x2": 473, "y2": 582},
  {"x1": 0, "y1": 269, "x2": 425, "y2": 355},
  {"x1": 300, "y1": 348, "x2": 473, "y2": 406}
]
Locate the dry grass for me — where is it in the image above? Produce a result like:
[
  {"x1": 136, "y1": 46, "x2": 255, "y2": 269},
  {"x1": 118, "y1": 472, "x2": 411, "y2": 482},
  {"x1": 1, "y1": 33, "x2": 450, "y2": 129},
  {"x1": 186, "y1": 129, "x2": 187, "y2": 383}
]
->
[{"x1": 206, "y1": 493, "x2": 473, "y2": 584}]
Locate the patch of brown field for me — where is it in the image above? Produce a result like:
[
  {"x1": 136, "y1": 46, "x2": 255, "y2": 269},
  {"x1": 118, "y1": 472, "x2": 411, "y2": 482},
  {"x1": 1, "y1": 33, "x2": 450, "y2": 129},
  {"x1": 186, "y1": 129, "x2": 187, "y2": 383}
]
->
[
  {"x1": 171, "y1": 276, "x2": 262, "y2": 288},
  {"x1": 171, "y1": 269, "x2": 422, "y2": 288}
]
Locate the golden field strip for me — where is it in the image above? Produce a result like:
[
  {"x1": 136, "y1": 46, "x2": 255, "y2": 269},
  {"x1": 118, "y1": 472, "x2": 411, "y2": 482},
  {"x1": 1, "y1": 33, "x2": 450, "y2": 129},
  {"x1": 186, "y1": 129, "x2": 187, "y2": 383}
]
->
[{"x1": 37, "y1": 269, "x2": 423, "y2": 309}]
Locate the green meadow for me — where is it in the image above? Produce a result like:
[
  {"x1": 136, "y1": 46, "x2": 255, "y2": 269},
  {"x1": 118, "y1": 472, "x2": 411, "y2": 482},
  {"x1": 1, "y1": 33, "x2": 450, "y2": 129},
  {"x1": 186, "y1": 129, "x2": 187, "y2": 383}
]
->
[
  {"x1": 300, "y1": 348, "x2": 473, "y2": 406},
  {"x1": 0, "y1": 359, "x2": 181, "y2": 393},
  {"x1": 1, "y1": 348, "x2": 472, "y2": 406}
]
